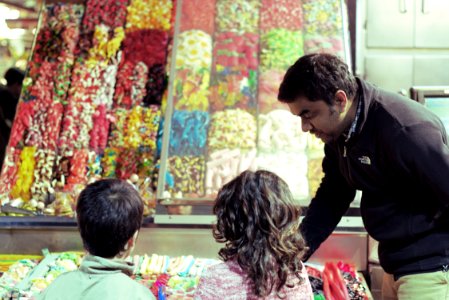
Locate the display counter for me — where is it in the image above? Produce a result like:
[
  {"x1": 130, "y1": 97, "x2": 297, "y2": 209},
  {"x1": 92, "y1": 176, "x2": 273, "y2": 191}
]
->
[{"x1": 0, "y1": 213, "x2": 368, "y2": 272}]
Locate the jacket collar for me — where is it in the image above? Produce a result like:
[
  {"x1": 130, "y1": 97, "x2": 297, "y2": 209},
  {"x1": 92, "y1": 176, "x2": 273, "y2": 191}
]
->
[{"x1": 79, "y1": 254, "x2": 135, "y2": 276}]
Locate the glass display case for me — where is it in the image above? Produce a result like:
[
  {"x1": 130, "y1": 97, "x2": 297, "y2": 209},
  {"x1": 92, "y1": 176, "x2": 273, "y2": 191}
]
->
[
  {"x1": 155, "y1": 0, "x2": 353, "y2": 224},
  {"x1": 0, "y1": 0, "x2": 356, "y2": 226},
  {"x1": 0, "y1": 1, "x2": 371, "y2": 283}
]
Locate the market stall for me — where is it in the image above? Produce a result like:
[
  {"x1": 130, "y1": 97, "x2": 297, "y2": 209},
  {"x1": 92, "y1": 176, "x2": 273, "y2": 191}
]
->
[{"x1": 0, "y1": 0, "x2": 371, "y2": 298}]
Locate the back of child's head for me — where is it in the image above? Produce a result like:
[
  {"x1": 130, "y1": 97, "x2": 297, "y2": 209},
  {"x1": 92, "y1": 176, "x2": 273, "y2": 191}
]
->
[
  {"x1": 213, "y1": 170, "x2": 307, "y2": 297},
  {"x1": 4, "y1": 67, "x2": 24, "y2": 86},
  {"x1": 76, "y1": 179, "x2": 144, "y2": 258}
]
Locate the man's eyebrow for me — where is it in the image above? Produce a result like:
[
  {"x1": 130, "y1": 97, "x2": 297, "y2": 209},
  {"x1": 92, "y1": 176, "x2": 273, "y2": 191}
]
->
[{"x1": 298, "y1": 109, "x2": 309, "y2": 117}]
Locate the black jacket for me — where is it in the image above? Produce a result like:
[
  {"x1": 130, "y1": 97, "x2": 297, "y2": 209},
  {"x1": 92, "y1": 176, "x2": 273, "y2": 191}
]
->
[{"x1": 301, "y1": 78, "x2": 449, "y2": 277}]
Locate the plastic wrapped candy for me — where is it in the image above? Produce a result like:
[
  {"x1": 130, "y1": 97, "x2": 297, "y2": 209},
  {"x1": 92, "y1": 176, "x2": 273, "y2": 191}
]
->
[
  {"x1": 10, "y1": 146, "x2": 37, "y2": 201},
  {"x1": 80, "y1": 0, "x2": 128, "y2": 52},
  {"x1": 143, "y1": 64, "x2": 167, "y2": 106},
  {"x1": 30, "y1": 149, "x2": 57, "y2": 202},
  {"x1": 49, "y1": 191, "x2": 76, "y2": 217},
  {"x1": 174, "y1": 70, "x2": 210, "y2": 112},
  {"x1": 260, "y1": 29, "x2": 304, "y2": 72},
  {"x1": 9, "y1": 101, "x2": 35, "y2": 148},
  {"x1": 66, "y1": 149, "x2": 88, "y2": 188},
  {"x1": 0, "y1": 147, "x2": 21, "y2": 194},
  {"x1": 205, "y1": 149, "x2": 257, "y2": 196},
  {"x1": 260, "y1": 0, "x2": 303, "y2": 32},
  {"x1": 131, "y1": 62, "x2": 149, "y2": 106},
  {"x1": 89, "y1": 104, "x2": 111, "y2": 152},
  {"x1": 87, "y1": 150, "x2": 103, "y2": 180},
  {"x1": 124, "y1": 106, "x2": 143, "y2": 149},
  {"x1": 116, "y1": 148, "x2": 138, "y2": 180},
  {"x1": 304, "y1": 36, "x2": 345, "y2": 58},
  {"x1": 180, "y1": 0, "x2": 216, "y2": 34},
  {"x1": 167, "y1": 156, "x2": 206, "y2": 197},
  {"x1": 175, "y1": 30, "x2": 212, "y2": 73},
  {"x1": 52, "y1": 155, "x2": 71, "y2": 190},
  {"x1": 213, "y1": 32, "x2": 259, "y2": 69},
  {"x1": 140, "y1": 106, "x2": 161, "y2": 150},
  {"x1": 86, "y1": 25, "x2": 125, "y2": 67},
  {"x1": 75, "y1": 102, "x2": 95, "y2": 149},
  {"x1": 257, "y1": 109, "x2": 308, "y2": 153},
  {"x1": 207, "y1": 109, "x2": 256, "y2": 151},
  {"x1": 215, "y1": 0, "x2": 261, "y2": 33},
  {"x1": 137, "y1": 148, "x2": 156, "y2": 178},
  {"x1": 125, "y1": 0, "x2": 173, "y2": 32},
  {"x1": 108, "y1": 108, "x2": 128, "y2": 147},
  {"x1": 209, "y1": 65, "x2": 257, "y2": 113},
  {"x1": 121, "y1": 29, "x2": 169, "y2": 67},
  {"x1": 114, "y1": 29, "x2": 169, "y2": 108},
  {"x1": 83, "y1": 0, "x2": 128, "y2": 31},
  {"x1": 256, "y1": 152, "x2": 309, "y2": 201},
  {"x1": 168, "y1": 110, "x2": 210, "y2": 156},
  {"x1": 43, "y1": 102, "x2": 64, "y2": 150},
  {"x1": 101, "y1": 147, "x2": 119, "y2": 178},
  {"x1": 257, "y1": 69, "x2": 289, "y2": 114},
  {"x1": 96, "y1": 63, "x2": 118, "y2": 108},
  {"x1": 303, "y1": 0, "x2": 344, "y2": 38}
]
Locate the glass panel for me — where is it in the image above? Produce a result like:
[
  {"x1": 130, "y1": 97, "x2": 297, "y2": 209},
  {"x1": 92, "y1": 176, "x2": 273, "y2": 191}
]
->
[{"x1": 159, "y1": 0, "x2": 350, "y2": 207}]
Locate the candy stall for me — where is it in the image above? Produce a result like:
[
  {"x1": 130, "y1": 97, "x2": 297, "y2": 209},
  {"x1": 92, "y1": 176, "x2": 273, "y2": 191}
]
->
[{"x1": 0, "y1": 0, "x2": 372, "y2": 298}]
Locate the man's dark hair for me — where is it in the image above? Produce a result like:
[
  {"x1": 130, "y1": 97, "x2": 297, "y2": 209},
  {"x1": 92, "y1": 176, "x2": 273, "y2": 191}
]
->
[
  {"x1": 4, "y1": 67, "x2": 25, "y2": 86},
  {"x1": 76, "y1": 179, "x2": 144, "y2": 258},
  {"x1": 213, "y1": 170, "x2": 307, "y2": 298},
  {"x1": 278, "y1": 53, "x2": 357, "y2": 105}
]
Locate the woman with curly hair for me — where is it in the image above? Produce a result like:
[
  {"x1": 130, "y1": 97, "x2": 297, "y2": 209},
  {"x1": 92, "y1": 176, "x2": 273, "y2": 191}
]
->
[{"x1": 195, "y1": 170, "x2": 313, "y2": 299}]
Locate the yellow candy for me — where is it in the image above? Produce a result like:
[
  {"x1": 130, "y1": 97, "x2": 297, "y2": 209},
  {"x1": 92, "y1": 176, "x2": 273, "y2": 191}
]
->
[{"x1": 10, "y1": 146, "x2": 37, "y2": 201}]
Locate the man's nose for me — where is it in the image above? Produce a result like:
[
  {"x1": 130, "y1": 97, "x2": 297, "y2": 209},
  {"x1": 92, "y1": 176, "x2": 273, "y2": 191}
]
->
[{"x1": 301, "y1": 119, "x2": 312, "y2": 132}]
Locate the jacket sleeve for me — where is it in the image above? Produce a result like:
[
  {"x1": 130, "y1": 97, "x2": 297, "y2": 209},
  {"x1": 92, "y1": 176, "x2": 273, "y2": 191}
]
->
[{"x1": 301, "y1": 144, "x2": 356, "y2": 260}]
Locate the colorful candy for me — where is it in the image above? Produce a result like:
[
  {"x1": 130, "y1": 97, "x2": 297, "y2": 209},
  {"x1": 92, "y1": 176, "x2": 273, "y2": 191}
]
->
[{"x1": 207, "y1": 109, "x2": 256, "y2": 151}]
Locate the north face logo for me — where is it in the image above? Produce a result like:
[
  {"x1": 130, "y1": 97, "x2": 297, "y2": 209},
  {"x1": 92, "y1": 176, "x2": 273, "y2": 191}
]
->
[{"x1": 358, "y1": 156, "x2": 371, "y2": 165}]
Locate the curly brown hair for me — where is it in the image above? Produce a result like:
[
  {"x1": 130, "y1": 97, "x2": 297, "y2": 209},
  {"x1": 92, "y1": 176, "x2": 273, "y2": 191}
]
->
[{"x1": 213, "y1": 170, "x2": 308, "y2": 298}]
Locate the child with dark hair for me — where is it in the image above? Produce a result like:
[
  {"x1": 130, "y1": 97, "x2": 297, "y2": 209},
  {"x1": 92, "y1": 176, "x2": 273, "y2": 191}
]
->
[
  {"x1": 195, "y1": 170, "x2": 313, "y2": 299},
  {"x1": 37, "y1": 179, "x2": 155, "y2": 300}
]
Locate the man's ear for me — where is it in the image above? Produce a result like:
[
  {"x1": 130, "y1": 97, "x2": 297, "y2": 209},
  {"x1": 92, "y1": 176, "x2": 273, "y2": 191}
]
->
[{"x1": 334, "y1": 90, "x2": 348, "y2": 112}]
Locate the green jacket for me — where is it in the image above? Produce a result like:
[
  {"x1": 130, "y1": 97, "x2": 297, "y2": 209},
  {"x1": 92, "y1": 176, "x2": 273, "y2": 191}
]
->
[{"x1": 36, "y1": 254, "x2": 155, "y2": 300}]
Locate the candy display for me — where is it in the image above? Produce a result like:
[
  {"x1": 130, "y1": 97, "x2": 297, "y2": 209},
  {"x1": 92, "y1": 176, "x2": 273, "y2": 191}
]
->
[
  {"x1": 306, "y1": 262, "x2": 369, "y2": 300},
  {"x1": 0, "y1": 147, "x2": 21, "y2": 195},
  {"x1": 179, "y1": 0, "x2": 216, "y2": 34},
  {"x1": 258, "y1": 109, "x2": 308, "y2": 153},
  {"x1": 125, "y1": 0, "x2": 173, "y2": 32},
  {"x1": 260, "y1": 0, "x2": 303, "y2": 32},
  {"x1": 207, "y1": 109, "x2": 257, "y2": 151},
  {"x1": 168, "y1": 110, "x2": 210, "y2": 156},
  {"x1": 257, "y1": 69, "x2": 290, "y2": 113},
  {"x1": 0, "y1": 259, "x2": 39, "y2": 299},
  {"x1": 215, "y1": 0, "x2": 261, "y2": 33},
  {"x1": 205, "y1": 149, "x2": 257, "y2": 196},
  {"x1": 0, "y1": 0, "x2": 349, "y2": 215},
  {"x1": 302, "y1": 0, "x2": 344, "y2": 38},
  {"x1": 30, "y1": 149, "x2": 57, "y2": 202},
  {"x1": 175, "y1": 30, "x2": 212, "y2": 73},
  {"x1": 173, "y1": 70, "x2": 210, "y2": 111},
  {"x1": 304, "y1": 36, "x2": 345, "y2": 57},
  {"x1": 260, "y1": 29, "x2": 304, "y2": 71},
  {"x1": 0, "y1": 254, "x2": 370, "y2": 300},
  {"x1": 165, "y1": 156, "x2": 206, "y2": 197},
  {"x1": 10, "y1": 146, "x2": 36, "y2": 201},
  {"x1": 256, "y1": 152, "x2": 309, "y2": 201}
]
